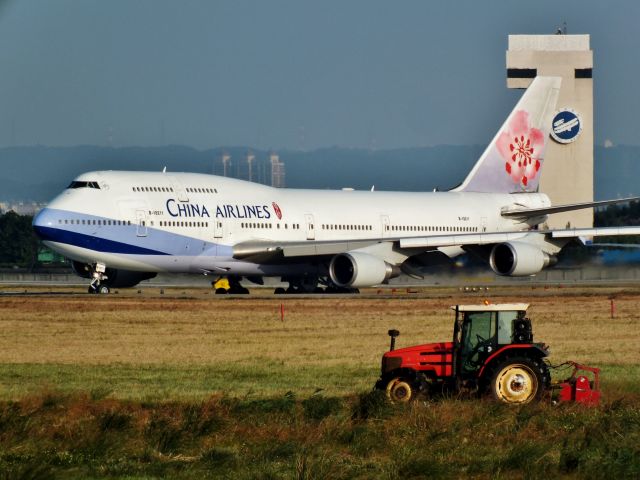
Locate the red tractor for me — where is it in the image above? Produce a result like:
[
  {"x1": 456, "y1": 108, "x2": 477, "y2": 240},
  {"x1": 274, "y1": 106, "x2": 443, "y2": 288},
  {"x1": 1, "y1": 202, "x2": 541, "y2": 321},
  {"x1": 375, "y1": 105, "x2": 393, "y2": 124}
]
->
[
  {"x1": 376, "y1": 303, "x2": 601, "y2": 405},
  {"x1": 376, "y1": 303, "x2": 553, "y2": 404}
]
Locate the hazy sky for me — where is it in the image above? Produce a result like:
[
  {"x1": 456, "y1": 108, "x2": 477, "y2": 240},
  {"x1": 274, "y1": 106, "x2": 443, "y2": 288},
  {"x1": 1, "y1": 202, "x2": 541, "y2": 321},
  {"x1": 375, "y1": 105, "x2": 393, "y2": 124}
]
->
[{"x1": 0, "y1": 0, "x2": 638, "y2": 150}]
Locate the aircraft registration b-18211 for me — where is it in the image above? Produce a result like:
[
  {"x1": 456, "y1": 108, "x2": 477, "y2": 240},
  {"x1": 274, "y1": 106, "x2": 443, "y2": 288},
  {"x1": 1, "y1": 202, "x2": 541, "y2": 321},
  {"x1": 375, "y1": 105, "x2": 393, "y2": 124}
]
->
[{"x1": 33, "y1": 76, "x2": 640, "y2": 294}]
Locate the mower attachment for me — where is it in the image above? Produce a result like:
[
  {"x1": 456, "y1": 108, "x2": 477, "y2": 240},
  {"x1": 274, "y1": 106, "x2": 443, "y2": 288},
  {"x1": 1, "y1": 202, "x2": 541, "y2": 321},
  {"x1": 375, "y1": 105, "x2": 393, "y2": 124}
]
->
[{"x1": 553, "y1": 361, "x2": 601, "y2": 406}]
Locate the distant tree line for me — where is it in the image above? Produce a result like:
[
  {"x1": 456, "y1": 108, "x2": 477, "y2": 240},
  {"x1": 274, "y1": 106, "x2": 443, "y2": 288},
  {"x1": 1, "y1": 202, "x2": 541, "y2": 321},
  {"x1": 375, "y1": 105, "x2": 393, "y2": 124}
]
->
[
  {"x1": 0, "y1": 212, "x2": 40, "y2": 268},
  {"x1": 594, "y1": 200, "x2": 640, "y2": 244},
  {"x1": 595, "y1": 200, "x2": 640, "y2": 226}
]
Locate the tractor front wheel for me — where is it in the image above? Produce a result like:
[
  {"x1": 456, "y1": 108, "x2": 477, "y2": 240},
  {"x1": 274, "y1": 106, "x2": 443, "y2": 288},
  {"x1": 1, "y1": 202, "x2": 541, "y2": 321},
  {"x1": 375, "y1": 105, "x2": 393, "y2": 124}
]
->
[
  {"x1": 489, "y1": 357, "x2": 546, "y2": 404},
  {"x1": 385, "y1": 378, "x2": 416, "y2": 403}
]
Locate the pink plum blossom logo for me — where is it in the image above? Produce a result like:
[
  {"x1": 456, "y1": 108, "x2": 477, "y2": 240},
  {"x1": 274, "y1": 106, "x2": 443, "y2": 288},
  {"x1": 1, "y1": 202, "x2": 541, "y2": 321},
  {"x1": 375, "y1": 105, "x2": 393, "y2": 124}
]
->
[
  {"x1": 272, "y1": 202, "x2": 282, "y2": 220},
  {"x1": 496, "y1": 110, "x2": 544, "y2": 188}
]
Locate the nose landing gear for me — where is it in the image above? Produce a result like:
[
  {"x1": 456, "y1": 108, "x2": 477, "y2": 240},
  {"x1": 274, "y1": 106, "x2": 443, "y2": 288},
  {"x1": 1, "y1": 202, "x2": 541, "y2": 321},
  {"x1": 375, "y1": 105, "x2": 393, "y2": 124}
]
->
[{"x1": 88, "y1": 263, "x2": 110, "y2": 294}]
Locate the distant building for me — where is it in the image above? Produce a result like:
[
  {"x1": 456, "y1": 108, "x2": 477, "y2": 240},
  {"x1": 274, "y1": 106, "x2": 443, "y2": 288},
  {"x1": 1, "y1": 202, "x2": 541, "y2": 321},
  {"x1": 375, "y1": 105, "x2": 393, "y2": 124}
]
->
[
  {"x1": 0, "y1": 201, "x2": 47, "y2": 216},
  {"x1": 270, "y1": 153, "x2": 286, "y2": 188},
  {"x1": 212, "y1": 151, "x2": 286, "y2": 188},
  {"x1": 507, "y1": 34, "x2": 593, "y2": 229},
  {"x1": 221, "y1": 153, "x2": 231, "y2": 178}
]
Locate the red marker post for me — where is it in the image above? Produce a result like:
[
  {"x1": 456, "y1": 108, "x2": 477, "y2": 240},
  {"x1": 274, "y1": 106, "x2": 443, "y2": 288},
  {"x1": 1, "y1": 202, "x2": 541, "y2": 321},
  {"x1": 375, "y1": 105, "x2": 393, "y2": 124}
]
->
[{"x1": 280, "y1": 303, "x2": 285, "y2": 322}]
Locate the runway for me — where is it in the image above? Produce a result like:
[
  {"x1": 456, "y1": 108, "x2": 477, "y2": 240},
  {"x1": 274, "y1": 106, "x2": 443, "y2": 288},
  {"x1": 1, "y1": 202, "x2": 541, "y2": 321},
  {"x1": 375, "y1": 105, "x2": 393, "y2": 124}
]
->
[{"x1": 2, "y1": 283, "x2": 639, "y2": 300}]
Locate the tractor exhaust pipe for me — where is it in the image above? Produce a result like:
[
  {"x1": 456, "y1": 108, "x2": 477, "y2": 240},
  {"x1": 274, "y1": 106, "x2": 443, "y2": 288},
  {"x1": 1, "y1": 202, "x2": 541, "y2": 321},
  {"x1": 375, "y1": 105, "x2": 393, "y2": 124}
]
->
[{"x1": 388, "y1": 329, "x2": 400, "y2": 351}]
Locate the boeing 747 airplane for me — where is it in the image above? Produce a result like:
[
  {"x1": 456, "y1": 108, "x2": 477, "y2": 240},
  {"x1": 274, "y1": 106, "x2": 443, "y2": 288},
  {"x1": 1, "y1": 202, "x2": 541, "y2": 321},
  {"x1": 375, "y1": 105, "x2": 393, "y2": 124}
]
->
[{"x1": 33, "y1": 77, "x2": 640, "y2": 293}]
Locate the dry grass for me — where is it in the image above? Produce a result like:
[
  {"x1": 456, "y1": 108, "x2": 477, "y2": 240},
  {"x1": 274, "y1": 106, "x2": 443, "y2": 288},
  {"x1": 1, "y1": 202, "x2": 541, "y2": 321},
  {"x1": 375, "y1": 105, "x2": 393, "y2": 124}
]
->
[
  {"x1": 0, "y1": 285, "x2": 638, "y2": 399},
  {"x1": 1, "y1": 286, "x2": 638, "y2": 365}
]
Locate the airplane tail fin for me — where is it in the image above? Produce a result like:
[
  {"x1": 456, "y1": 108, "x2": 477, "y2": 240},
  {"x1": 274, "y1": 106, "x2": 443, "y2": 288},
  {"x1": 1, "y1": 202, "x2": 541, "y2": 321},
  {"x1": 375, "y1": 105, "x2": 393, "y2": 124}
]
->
[{"x1": 453, "y1": 76, "x2": 561, "y2": 193}]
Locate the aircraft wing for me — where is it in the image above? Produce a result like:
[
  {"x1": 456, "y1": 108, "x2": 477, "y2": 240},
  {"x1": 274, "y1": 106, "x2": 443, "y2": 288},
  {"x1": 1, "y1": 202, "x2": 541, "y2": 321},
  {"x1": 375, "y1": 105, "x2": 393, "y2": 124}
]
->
[
  {"x1": 501, "y1": 196, "x2": 640, "y2": 219},
  {"x1": 401, "y1": 226, "x2": 640, "y2": 249},
  {"x1": 549, "y1": 226, "x2": 640, "y2": 240},
  {"x1": 233, "y1": 226, "x2": 640, "y2": 261},
  {"x1": 233, "y1": 231, "x2": 534, "y2": 261},
  {"x1": 399, "y1": 231, "x2": 531, "y2": 249},
  {"x1": 233, "y1": 239, "x2": 383, "y2": 260}
]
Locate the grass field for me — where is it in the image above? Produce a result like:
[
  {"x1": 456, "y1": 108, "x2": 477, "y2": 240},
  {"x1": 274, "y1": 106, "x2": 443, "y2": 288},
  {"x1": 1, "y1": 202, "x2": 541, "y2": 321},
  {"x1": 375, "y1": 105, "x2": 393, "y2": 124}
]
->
[{"x1": 0, "y1": 286, "x2": 639, "y2": 478}]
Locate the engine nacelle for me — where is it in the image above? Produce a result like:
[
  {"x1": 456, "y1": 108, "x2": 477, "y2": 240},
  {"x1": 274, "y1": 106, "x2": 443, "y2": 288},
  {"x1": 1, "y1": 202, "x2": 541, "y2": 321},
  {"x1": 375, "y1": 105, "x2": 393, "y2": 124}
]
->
[
  {"x1": 489, "y1": 241, "x2": 555, "y2": 276},
  {"x1": 329, "y1": 252, "x2": 397, "y2": 288},
  {"x1": 71, "y1": 261, "x2": 157, "y2": 288}
]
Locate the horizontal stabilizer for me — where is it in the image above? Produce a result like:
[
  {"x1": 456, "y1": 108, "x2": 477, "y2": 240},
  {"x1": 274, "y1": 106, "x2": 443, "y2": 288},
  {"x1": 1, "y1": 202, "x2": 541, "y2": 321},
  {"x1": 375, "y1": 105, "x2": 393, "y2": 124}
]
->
[{"x1": 501, "y1": 196, "x2": 640, "y2": 219}]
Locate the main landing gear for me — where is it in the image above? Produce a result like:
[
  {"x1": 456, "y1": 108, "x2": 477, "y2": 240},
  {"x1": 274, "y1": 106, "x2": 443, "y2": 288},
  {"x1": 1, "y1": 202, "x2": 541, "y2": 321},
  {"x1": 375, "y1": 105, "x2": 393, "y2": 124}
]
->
[
  {"x1": 275, "y1": 276, "x2": 359, "y2": 294},
  {"x1": 213, "y1": 275, "x2": 249, "y2": 294},
  {"x1": 212, "y1": 275, "x2": 360, "y2": 295},
  {"x1": 88, "y1": 263, "x2": 110, "y2": 294}
]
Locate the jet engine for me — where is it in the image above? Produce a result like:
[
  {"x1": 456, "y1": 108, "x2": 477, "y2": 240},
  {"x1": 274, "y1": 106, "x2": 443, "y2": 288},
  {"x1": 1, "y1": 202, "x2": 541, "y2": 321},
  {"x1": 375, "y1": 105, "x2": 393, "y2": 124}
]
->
[
  {"x1": 489, "y1": 242, "x2": 555, "y2": 276},
  {"x1": 71, "y1": 261, "x2": 157, "y2": 288},
  {"x1": 329, "y1": 252, "x2": 398, "y2": 288}
]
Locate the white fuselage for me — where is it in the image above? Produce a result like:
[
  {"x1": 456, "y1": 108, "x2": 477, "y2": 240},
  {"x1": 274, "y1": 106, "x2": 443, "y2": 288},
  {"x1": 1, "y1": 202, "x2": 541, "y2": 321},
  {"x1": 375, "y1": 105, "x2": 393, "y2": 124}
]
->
[{"x1": 33, "y1": 171, "x2": 550, "y2": 276}]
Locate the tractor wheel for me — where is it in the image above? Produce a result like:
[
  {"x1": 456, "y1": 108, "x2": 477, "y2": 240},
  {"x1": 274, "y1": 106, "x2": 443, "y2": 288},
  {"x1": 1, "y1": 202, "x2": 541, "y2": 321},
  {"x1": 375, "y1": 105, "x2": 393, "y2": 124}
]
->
[
  {"x1": 385, "y1": 378, "x2": 415, "y2": 403},
  {"x1": 489, "y1": 357, "x2": 546, "y2": 404}
]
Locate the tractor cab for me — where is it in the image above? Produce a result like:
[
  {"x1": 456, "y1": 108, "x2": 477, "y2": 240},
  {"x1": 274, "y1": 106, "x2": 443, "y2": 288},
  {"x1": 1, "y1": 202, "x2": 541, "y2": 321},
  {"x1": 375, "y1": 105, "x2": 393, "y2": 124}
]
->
[{"x1": 453, "y1": 303, "x2": 534, "y2": 379}]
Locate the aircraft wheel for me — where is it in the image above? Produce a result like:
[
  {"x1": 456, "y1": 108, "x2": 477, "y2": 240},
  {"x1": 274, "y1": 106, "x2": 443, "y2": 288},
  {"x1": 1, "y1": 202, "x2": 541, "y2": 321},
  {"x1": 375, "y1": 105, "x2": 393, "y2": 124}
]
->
[
  {"x1": 97, "y1": 285, "x2": 110, "y2": 295},
  {"x1": 215, "y1": 288, "x2": 228, "y2": 294},
  {"x1": 274, "y1": 287, "x2": 286, "y2": 294}
]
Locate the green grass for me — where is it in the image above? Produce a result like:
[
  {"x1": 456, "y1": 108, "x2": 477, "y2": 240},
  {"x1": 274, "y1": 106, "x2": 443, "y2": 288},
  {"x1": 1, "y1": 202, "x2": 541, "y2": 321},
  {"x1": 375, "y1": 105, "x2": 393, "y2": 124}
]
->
[
  {"x1": 1, "y1": 362, "x2": 638, "y2": 401},
  {"x1": 0, "y1": 390, "x2": 638, "y2": 479},
  {"x1": 0, "y1": 363, "x2": 377, "y2": 401},
  {"x1": 0, "y1": 362, "x2": 637, "y2": 479}
]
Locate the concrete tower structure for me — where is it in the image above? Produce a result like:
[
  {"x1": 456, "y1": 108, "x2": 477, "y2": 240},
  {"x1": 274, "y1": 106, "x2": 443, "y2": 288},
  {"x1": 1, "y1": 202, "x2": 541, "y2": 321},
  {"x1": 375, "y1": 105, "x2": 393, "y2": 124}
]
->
[
  {"x1": 246, "y1": 153, "x2": 255, "y2": 182},
  {"x1": 270, "y1": 153, "x2": 286, "y2": 188},
  {"x1": 221, "y1": 153, "x2": 231, "y2": 177},
  {"x1": 507, "y1": 34, "x2": 593, "y2": 228}
]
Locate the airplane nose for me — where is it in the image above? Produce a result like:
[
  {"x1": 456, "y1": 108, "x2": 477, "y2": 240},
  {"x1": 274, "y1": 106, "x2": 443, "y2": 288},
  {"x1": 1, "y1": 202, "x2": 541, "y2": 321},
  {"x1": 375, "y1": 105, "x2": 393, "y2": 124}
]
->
[{"x1": 32, "y1": 207, "x2": 57, "y2": 240}]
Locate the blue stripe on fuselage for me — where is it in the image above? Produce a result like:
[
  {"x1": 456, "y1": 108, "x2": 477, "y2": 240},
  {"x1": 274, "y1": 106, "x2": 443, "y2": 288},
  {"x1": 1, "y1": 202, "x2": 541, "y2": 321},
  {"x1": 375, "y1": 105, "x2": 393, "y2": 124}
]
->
[
  {"x1": 33, "y1": 208, "x2": 233, "y2": 257},
  {"x1": 34, "y1": 225, "x2": 169, "y2": 255}
]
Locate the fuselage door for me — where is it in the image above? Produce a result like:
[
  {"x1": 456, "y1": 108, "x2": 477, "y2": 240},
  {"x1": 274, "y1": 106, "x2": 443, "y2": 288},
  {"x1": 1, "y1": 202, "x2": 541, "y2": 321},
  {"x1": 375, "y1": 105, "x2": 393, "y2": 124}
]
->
[
  {"x1": 214, "y1": 219, "x2": 223, "y2": 239},
  {"x1": 304, "y1": 214, "x2": 315, "y2": 240},
  {"x1": 170, "y1": 177, "x2": 189, "y2": 202},
  {"x1": 481, "y1": 216, "x2": 488, "y2": 233},
  {"x1": 136, "y1": 210, "x2": 148, "y2": 237},
  {"x1": 381, "y1": 215, "x2": 390, "y2": 237}
]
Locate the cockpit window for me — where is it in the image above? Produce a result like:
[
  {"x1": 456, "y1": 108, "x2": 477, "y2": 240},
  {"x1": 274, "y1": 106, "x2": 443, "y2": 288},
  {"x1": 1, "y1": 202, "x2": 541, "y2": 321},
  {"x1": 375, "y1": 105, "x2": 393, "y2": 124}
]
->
[{"x1": 68, "y1": 181, "x2": 100, "y2": 189}]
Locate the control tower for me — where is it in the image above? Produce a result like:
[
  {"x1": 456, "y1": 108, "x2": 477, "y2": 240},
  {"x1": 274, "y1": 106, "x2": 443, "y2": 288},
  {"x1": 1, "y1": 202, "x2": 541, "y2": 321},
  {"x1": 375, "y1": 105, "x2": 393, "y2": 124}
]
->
[{"x1": 507, "y1": 34, "x2": 593, "y2": 229}]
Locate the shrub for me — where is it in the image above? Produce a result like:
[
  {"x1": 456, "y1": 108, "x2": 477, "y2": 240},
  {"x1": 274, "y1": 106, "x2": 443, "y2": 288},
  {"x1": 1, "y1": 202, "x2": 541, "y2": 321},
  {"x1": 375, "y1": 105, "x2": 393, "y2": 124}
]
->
[
  {"x1": 302, "y1": 395, "x2": 342, "y2": 421},
  {"x1": 351, "y1": 390, "x2": 392, "y2": 421}
]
